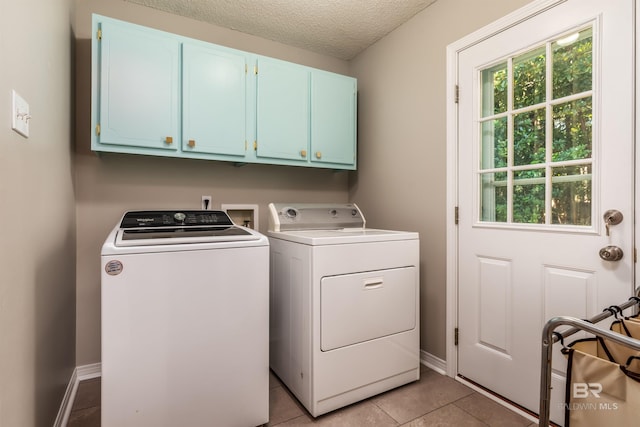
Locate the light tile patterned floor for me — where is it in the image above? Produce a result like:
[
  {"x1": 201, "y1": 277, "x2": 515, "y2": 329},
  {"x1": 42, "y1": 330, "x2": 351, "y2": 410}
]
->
[{"x1": 67, "y1": 366, "x2": 537, "y2": 426}]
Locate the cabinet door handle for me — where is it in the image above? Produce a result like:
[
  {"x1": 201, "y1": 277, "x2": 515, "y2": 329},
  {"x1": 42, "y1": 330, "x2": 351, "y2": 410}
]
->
[
  {"x1": 165, "y1": 136, "x2": 173, "y2": 145},
  {"x1": 300, "y1": 150, "x2": 307, "y2": 158},
  {"x1": 315, "y1": 151, "x2": 322, "y2": 159},
  {"x1": 188, "y1": 139, "x2": 196, "y2": 148}
]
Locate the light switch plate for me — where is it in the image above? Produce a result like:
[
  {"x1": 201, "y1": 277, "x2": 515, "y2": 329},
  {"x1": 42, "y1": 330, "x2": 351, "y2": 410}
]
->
[{"x1": 12, "y1": 90, "x2": 30, "y2": 138}]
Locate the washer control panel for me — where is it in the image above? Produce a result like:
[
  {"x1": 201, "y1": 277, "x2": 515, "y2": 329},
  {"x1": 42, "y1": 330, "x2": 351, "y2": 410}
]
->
[
  {"x1": 268, "y1": 203, "x2": 365, "y2": 232},
  {"x1": 120, "y1": 210, "x2": 234, "y2": 228}
]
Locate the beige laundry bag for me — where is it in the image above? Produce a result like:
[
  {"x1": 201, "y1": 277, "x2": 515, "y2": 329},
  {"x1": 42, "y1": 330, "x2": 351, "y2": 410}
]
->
[
  {"x1": 564, "y1": 339, "x2": 640, "y2": 426},
  {"x1": 603, "y1": 320, "x2": 640, "y2": 372}
]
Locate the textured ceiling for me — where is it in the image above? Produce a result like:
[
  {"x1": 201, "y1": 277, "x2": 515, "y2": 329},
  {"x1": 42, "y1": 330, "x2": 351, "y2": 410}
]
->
[{"x1": 124, "y1": 0, "x2": 438, "y2": 60}]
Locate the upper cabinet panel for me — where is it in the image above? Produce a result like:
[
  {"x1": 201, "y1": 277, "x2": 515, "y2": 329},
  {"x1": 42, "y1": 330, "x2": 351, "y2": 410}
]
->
[
  {"x1": 311, "y1": 71, "x2": 357, "y2": 166},
  {"x1": 182, "y1": 43, "x2": 247, "y2": 157},
  {"x1": 95, "y1": 19, "x2": 180, "y2": 151},
  {"x1": 255, "y1": 57, "x2": 310, "y2": 162}
]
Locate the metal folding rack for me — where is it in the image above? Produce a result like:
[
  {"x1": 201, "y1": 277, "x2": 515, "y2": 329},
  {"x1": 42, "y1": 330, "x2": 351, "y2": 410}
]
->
[{"x1": 539, "y1": 296, "x2": 640, "y2": 426}]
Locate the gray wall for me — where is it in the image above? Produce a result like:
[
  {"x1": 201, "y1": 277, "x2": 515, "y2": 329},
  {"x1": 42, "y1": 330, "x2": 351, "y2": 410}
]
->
[
  {"x1": 349, "y1": 0, "x2": 534, "y2": 360},
  {"x1": 0, "y1": 0, "x2": 76, "y2": 425},
  {"x1": 73, "y1": 0, "x2": 353, "y2": 365}
]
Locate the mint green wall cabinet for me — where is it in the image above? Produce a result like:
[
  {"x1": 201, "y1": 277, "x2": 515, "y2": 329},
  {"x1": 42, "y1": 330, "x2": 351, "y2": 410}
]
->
[
  {"x1": 91, "y1": 15, "x2": 356, "y2": 170},
  {"x1": 311, "y1": 70, "x2": 357, "y2": 167},
  {"x1": 93, "y1": 18, "x2": 180, "y2": 152},
  {"x1": 182, "y1": 43, "x2": 247, "y2": 157},
  {"x1": 255, "y1": 57, "x2": 310, "y2": 163},
  {"x1": 255, "y1": 58, "x2": 357, "y2": 169}
]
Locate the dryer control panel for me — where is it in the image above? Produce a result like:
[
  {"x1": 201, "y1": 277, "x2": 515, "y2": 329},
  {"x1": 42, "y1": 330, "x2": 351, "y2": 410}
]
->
[{"x1": 268, "y1": 203, "x2": 365, "y2": 232}]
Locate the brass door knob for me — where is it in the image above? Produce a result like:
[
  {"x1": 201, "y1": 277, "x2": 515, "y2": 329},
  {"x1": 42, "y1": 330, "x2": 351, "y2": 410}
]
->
[
  {"x1": 599, "y1": 245, "x2": 624, "y2": 261},
  {"x1": 315, "y1": 151, "x2": 322, "y2": 159},
  {"x1": 165, "y1": 136, "x2": 173, "y2": 144},
  {"x1": 300, "y1": 150, "x2": 307, "y2": 158},
  {"x1": 188, "y1": 139, "x2": 196, "y2": 148}
]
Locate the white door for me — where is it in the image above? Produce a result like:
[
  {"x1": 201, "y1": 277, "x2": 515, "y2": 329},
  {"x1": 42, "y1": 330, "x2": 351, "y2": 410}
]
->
[{"x1": 456, "y1": 0, "x2": 634, "y2": 423}]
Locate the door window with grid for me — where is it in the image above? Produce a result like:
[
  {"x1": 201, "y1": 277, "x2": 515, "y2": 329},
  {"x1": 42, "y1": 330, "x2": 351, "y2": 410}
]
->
[{"x1": 479, "y1": 27, "x2": 593, "y2": 227}]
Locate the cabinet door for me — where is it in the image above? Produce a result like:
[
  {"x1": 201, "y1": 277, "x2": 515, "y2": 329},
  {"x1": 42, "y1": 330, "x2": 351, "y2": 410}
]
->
[
  {"x1": 256, "y1": 57, "x2": 309, "y2": 161},
  {"x1": 311, "y1": 71, "x2": 357, "y2": 167},
  {"x1": 97, "y1": 20, "x2": 180, "y2": 150},
  {"x1": 183, "y1": 43, "x2": 247, "y2": 157}
]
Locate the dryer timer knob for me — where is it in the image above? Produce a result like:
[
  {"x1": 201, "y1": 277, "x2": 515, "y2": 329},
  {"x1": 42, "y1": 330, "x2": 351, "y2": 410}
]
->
[{"x1": 284, "y1": 208, "x2": 298, "y2": 219}]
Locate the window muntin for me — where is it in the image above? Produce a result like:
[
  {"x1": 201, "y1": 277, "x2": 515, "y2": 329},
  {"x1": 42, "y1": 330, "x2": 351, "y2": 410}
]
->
[{"x1": 478, "y1": 26, "x2": 593, "y2": 227}]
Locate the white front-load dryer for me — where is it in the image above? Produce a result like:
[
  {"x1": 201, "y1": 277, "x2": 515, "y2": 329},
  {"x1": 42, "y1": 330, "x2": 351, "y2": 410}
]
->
[{"x1": 267, "y1": 203, "x2": 420, "y2": 417}]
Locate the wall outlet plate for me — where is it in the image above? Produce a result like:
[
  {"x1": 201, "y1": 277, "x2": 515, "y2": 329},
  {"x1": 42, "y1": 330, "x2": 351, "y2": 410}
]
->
[
  {"x1": 201, "y1": 196, "x2": 212, "y2": 210},
  {"x1": 12, "y1": 90, "x2": 30, "y2": 138}
]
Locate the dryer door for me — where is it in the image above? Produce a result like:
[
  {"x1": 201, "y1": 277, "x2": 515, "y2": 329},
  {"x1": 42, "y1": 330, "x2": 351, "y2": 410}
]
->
[{"x1": 320, "y1": 267, "x2": 416, "y2": 351}]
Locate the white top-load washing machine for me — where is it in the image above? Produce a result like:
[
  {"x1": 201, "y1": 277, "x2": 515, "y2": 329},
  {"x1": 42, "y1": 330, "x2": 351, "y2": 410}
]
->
[
  {"x1": 267, "y1": 203, "x2": 420, "y2": 417},
  {"x1": 101, "y1": 210, "x2": 269, "y2": 427}
]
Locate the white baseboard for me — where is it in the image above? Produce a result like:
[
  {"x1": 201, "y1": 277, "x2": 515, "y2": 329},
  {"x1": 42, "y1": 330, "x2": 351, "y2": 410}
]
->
[
  {"x1": 53, "y1": 368, "x2": 78, "y2": 427},
  {"x1": 420, "y1": 350, "x2": 447, "y2": 376},
  {"x1": 54, "y1": 363, "x2": 102, "y2": 427},
  {"x1": 77, "y1": 362, "x2": 102, "y2": 381}
]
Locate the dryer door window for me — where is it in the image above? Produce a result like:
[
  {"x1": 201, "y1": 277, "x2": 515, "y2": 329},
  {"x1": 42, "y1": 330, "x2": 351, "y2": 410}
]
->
[{"x1": 320, "y1": 267, "x2": 416, "y2": 352}]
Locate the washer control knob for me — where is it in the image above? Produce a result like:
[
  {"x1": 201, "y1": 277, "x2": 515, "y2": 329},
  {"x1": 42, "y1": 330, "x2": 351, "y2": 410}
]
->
[
  {"x1": 174, "y1": 212, "x2": 186, "y2": 223},
  {"x1": 330, "y1": 209, "x2": 338, "y2": 217}
]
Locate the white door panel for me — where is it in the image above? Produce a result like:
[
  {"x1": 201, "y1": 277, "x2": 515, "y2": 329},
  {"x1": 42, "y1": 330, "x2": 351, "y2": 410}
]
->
[{"x1": 456, "y1": 0, "x2": 634, "y2": 423}]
